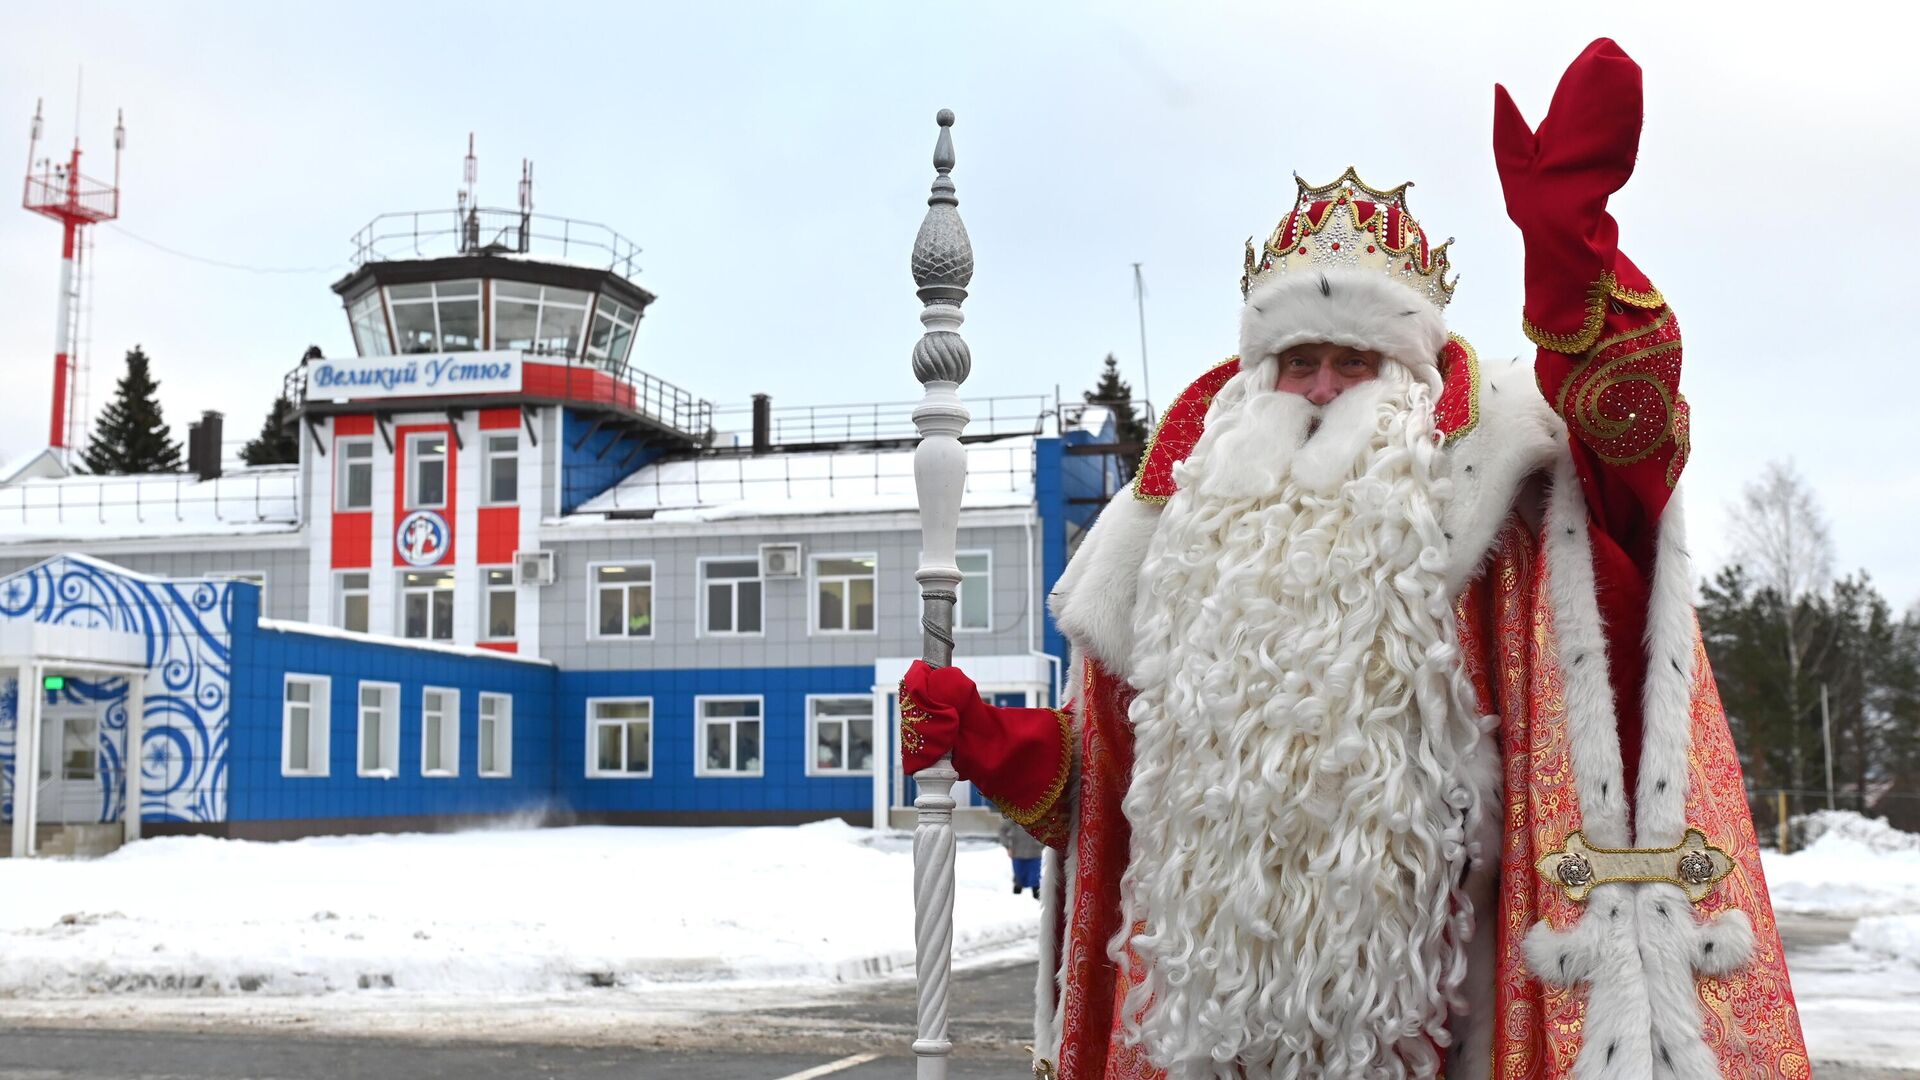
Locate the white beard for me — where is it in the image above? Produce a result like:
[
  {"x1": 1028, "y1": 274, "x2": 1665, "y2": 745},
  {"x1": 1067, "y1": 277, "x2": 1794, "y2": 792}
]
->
[{"x1": 1115, "y1": 359, "x2": 1487, "y2": 1080}]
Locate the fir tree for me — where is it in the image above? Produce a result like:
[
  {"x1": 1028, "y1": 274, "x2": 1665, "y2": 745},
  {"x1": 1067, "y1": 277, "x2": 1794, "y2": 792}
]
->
[
  {"x1": 82, "y1": 346, "x2": 183, "y2": 474},
  {"x1": 240, "y1": 346, "x2": 318, "y2": 466},
  {"x1": 241, "y1": 395, "x2": 299, "y2": 466},
  {"x1": 1082, "y1": 353, "x2": 1151, "y2": 480}
]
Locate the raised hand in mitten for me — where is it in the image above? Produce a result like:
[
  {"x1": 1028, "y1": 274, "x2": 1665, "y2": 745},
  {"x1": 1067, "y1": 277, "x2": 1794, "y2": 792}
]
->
[
  {"x1": 1494, "y1": 37, "x2": 1660, "y2": 350},
  {"x1": 899, "y1": 660, "x2": 1075, "y2": 841}
]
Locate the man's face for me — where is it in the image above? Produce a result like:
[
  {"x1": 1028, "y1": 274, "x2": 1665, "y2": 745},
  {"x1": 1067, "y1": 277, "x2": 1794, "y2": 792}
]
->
[{"x1": 1274, "y1": 342, "x2": 1382, "y2": 406}]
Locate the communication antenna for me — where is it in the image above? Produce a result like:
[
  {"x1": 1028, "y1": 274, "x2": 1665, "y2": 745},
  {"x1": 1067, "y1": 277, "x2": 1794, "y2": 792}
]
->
[
  {"x1": 517, "y1": 158, "x2": 533, "y2": 253},
  {"x1": 459, "y1": 133, "x2": 478, "y2": 253},
  {"x1": 22, "y1": 94, "x2": 124, "y2": 455}
]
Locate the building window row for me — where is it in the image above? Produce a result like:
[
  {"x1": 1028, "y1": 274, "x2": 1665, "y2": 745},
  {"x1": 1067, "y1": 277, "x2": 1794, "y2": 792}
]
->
[
  {"x1": 587, "y1": 695, "x2": 873, "y2": 779},
  {"x1": 589, "y1": 552, "x2": 923, "y2": 640},
  {"x1": 333, "y1": 430, "x2": 521, "y2": 514},
  {"x1": 281, "y1": 676, "x2": 512, "y2": 780},
  {"x1": 329, "y1": 552, "x2": 990, "y2": 643}
]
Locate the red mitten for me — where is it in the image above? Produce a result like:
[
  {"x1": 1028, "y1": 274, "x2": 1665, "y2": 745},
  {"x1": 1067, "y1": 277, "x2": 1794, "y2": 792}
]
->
[
  {"x1": 898, "y1": 661, "x2": 1074, "y2": 831},
  {"x1": 1493, "y1": 38, "x2": 1659, "y2": 350},
  {"x1": 898, "y1": 660, "x2": 992, "y2": 776}
]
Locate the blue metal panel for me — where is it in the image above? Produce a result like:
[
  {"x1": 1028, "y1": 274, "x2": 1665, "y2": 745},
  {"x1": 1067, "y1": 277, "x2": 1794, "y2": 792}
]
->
[
  {"x1": 558, "y1": 666, "x2": 877, "y2": 815},
  {"x1": 560, "y1": 408, "x2": 671, "y2": 514},
  {"x1": 225, "y1": 620, "x2": 560, "y2": 823}
]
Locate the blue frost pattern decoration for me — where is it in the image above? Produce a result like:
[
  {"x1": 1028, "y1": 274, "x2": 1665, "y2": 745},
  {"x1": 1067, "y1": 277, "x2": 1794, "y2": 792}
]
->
[{"x1": 0, "y1": 557, "x2": 232, "y2": 824}]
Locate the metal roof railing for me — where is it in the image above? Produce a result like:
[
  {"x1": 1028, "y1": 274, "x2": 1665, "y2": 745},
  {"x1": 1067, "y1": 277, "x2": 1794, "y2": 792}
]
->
[{"x1": 348, "y1": 207, "x2": 643, "y2": 279}]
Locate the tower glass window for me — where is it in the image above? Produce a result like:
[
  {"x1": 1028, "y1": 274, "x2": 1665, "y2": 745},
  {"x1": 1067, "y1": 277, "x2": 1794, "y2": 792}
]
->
[
  {"x1": 493, "y1": 282, "x2": 591, "y2": 358},
  {"x1": 346, "y1": 289, "x2": 392, "y2": 357},
  {"x1": 387, "y1": 280, "x2": 481, "y2": 354},
  {"x1": 587, "y1": 297, "x2": 640, "y2": 368}
]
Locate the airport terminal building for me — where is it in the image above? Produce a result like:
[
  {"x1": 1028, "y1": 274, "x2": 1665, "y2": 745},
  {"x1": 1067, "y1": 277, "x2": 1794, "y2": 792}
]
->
[{"x1": 0, "y1": 201, "x2": 1119, "y2": 856}]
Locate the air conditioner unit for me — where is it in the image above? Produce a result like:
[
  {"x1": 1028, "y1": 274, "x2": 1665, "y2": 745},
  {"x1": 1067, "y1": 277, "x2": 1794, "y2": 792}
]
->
[
  {"x1": 514, "y1": 549, "x2": 556, "y2": 587},
  {"x1": 760, "y1": 542, "x2": 802, "y2": 578}
]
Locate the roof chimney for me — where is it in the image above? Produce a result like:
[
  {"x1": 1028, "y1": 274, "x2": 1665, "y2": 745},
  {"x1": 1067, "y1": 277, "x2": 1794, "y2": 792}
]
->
[
  {"x1": 187, "y1": 410, "x2": 224, "y2": 481},
  {"x1": 751, "y1": 394, "x2": 771, "y2": 455}
]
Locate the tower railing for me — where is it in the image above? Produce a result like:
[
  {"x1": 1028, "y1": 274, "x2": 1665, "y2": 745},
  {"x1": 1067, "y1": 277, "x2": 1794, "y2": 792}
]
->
[{"x1": 348, "y1": 207, "x2": 643, "y2": 279}]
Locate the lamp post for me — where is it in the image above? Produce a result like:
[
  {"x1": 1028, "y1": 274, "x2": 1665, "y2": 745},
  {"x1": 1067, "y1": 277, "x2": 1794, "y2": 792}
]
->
[{"x1": 908, "y1": 108, "x2": 973, "y2": 1080}]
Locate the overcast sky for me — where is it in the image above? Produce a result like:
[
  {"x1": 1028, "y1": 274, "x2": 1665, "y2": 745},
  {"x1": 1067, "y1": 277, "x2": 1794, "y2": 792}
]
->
[{"x1": 2, "y1": 2, "x2": 1914, "y2": 602}]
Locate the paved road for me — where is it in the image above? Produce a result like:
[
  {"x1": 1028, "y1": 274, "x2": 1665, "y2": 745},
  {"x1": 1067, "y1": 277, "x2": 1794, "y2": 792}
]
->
[{"x1": 2, "y1": 932, "x2": 1913, "y2": 1078}]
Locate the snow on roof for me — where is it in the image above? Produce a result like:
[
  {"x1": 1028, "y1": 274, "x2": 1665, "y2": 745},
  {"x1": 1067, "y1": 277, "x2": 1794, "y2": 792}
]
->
[
  {"x1": 0, "y1": 467, "x2": 300, "y2": 544},
  {"x1": 256, "y1": 618, "x2": 555, "y2": 666},
  {"x1": 569, "y1": 436, "x2": 1035, "y2": 523}
]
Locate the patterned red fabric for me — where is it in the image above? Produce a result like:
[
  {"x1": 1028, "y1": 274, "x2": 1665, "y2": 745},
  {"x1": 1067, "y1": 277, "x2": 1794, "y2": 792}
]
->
[{"x1": 1470, "y1": 522, "x2": 1810, "y2": 1077}]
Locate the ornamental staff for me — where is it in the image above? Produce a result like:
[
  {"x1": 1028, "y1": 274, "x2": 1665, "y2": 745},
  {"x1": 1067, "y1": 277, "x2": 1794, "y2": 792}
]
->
[{"x1": 906, "y1": 108, "x2": 972, "y2": 1080}]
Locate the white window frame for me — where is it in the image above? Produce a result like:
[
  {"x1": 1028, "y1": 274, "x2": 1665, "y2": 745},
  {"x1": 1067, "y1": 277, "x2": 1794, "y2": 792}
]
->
[
  {"x1": 955, "y1": 549, "x2": 992, "y2": 633},
  {"x1": 405, "y1": 431, "x2": 449, "y2": 511},
  {"x1": 421, "y1": 686, "x2": 460, "y2": 778},
  {"x1": 805, "y1": 694, "x2": 876, "y2": 777},
  {"x1": 282, "y1": 674, "x2": 331, "y2": 778},
  {"x1": 810, "y1": 552, "x2": 879, "y2": 635},
  {"x1": 356, "y1": 681, "x2": 400, "y2": 779},
  {"x1": 399, "y1": 569, "x2": 456, "y2": 641},
  {"x1": 335, "y1": 437, "x2": 375, "y2": 512},
  {"x1": 695, "y1": 695, "x2": 766, "y2": 778},
  {"x1": 698, "y1": 555, "x2": 764, "y2": 638},
  {"x1": 491, "y1": 282, "x2": 593, "y2": 359},
  {"x1": 335, "y1": 570, "x2": 371, "y2": 633},
  {"x1": 478, "y1": 692, "x2": 513, "y2": 778},
  {"x1": 481, "y1": 431, "x2": 518, "y2": 507},
  {"x1": 588, "y1": 560, "x2": 655, "y2": 640},
  {"x1": 586, "y1": 697, "x2": 655, "y2": 778},
  {"x1": 346, "y1": 288, "x2": 393, "y2": 357},
  {"x1": 481, "y1": 566, "x2": 516, "y2": 641}
]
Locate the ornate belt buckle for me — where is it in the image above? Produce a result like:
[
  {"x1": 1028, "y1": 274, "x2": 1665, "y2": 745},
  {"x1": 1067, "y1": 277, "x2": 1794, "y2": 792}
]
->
[{"x1": 1536, "y1": 827, "x2": 1736, "y2": 903}]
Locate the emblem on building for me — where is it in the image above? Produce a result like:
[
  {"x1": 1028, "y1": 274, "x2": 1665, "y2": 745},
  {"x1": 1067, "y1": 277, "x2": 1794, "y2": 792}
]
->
[{"x1": 395, "y1": 510, "x2": 450, "y2": 566}]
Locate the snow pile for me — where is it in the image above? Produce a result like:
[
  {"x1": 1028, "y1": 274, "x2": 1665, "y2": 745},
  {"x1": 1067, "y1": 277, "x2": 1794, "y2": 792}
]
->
[
  {"x1": 0, "y1": 822, "x2": 1040, "y2": 998},
  {"x1": 1763, "y1": 813, "x2": 1920, "y2": 916},
  {"x1": 1796, "y1": 809, "x2": 1920, "y2": 855},
  {"x1": 1852, "y1": 915, "x2": 1920, "y2": 967}
]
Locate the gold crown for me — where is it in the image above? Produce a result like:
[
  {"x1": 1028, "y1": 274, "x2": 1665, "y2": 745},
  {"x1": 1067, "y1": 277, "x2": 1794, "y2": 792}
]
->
[{"x1": 1240, "y1": 167, "x2": 1457, "y2": 309}]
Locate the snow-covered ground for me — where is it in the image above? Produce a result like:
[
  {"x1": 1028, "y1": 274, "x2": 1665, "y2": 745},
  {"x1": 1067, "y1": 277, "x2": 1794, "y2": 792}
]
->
[
  {"x1": 8, "y1": 814, "x2": 1920, "y2": 1071},
  {"x1": 0, "y1": 821, "x2": 1039, "y2": 997}
]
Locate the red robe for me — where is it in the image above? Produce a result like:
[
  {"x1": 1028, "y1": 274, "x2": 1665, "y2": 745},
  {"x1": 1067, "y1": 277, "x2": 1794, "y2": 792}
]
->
[{"x1": 924, "y1": 295, "x2": 1808, "y2": 1077}]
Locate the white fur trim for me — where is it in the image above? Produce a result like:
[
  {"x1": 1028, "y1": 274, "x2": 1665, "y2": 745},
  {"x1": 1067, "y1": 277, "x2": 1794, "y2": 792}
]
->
[
  {"x1": 1034, "y1": 843, "x2": 1063, "y2": 1065},
  {"x1": 1440, "y1": 354, "x2": 1564, "y2": 594},
  {"x1": 1521, "y1": 472, "x2": 1753, "y2": 1078},
  {"x1": 1049, "y1": 490, "x2": 1161, "y2": 681},
  {"x1": 1240, "y1": 267, "x2": 1447, "y2": 376},
  {"x1": 1635, "y1": 488, "x2": 1698, "y2": 846}
]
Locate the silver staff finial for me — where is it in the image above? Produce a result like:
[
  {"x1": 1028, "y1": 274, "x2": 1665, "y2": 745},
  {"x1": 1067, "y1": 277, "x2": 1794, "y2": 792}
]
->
[{"x1": 911, "y1": 111, "x2": 973, "y2": 384}]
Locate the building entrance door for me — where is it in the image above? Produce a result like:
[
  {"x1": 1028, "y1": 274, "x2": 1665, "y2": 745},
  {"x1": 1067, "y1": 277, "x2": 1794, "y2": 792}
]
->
[{"x1": 38, "y1": 704, "x2": 109, "y2": 824}]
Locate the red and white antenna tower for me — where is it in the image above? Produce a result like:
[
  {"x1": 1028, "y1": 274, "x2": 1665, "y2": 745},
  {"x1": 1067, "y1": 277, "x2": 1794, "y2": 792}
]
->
[{"x1": 22, "y1": 96, "x2": 124, "y2": 455}]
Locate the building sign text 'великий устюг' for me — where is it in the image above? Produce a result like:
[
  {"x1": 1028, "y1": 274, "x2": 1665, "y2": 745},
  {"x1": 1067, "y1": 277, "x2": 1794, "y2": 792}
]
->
[{"x1": 307, "y1": 351, "x2": 524, "y2": 401}]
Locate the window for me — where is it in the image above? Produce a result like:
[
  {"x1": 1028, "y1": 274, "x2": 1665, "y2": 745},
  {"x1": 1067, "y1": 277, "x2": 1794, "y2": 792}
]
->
[
  {"x1": 336, "y1": 571, "x2": 370, "y2": 633},
  {"x1": 406, "y1": 433, "x2": 448, "y2": 509},
  {"x1": 482, "y1": 567, "x2": 516, "y2": 640},
  {"x1": 697, "y1": 697, "x2": 764, "y2": 777},
  {"x1": 482, "y1": 432, "x2": 518, "y2": 505},
  {"x1": 813, "y1": 555, "x2": 877, "y2": 633},
  {"x1": 956, "y1": 551, "x2": 991, "y2": 632},
  {"x1": 493, "y1": 282, "x2": 591, "y2": 358},
  {"x1": 586, "y1": 296, "x2": 640, "y2": 368},
  {"x1": 421, "y1": 687, "x2": 459, "y2": 777},
  {"x1": 401, "y1": 570, "x2": 455, "y2": 640},
  {"x1": 386, "y1": 279, "x2": 481, "y2": 354},
  {"x1": 592, "y1": 563, "x2": 654, "y2": 639},
  {"x1": 336, "y1": 438, "x2": 373, "y2": 511},
  {"x1": 346, "y1": 289, "x2": 392, "y2": 357},
  {"x1": 808, "y1": 696, "x2": 875, "y2": 775},
  {"x1": 479, "y1": 693, "x2": 513, "y2": 778},
  {"x1": 702, "y1": 558, "x2": 763, "y2": 636},
  {"x1": 588, "y1": 698, "x2": 653, "y2": 777},
  {"x1": 282, "y1": 675, "x2": 331, "y2": 777},
  {"x1": 357, "y1": 681, "x2": 399, "y2": 777}
]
